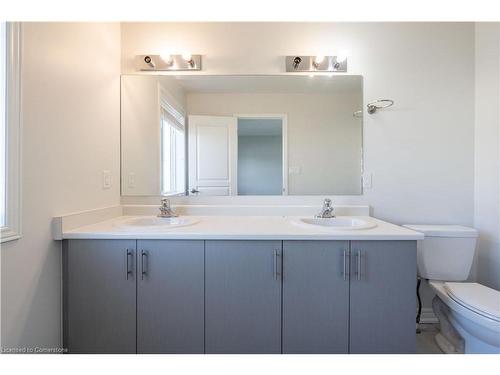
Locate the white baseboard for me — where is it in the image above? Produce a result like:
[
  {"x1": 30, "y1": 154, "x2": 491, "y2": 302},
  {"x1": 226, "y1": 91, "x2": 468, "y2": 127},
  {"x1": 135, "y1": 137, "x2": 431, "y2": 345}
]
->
[{"x1": 420, "y1": 307, "x2": 438, "y2": 324}]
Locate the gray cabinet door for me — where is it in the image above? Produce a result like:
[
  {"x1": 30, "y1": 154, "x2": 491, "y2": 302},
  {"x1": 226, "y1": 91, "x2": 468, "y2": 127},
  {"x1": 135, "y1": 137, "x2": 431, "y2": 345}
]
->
[
  {"x1": 137, "y1": 240, "x2": 204, "y2": 353},
  {"x1": 349, "y1": 240, "x2": 416, "y2": 354},
  {"x1": 282, "y1": 241, "x2": 349, "y2": 353},
  {"x1": 63, "y1": 240, "x2": 136, "y2": 353},
  {"x1": 205, "y1": 240, "x2": 282, "y2": 353}
]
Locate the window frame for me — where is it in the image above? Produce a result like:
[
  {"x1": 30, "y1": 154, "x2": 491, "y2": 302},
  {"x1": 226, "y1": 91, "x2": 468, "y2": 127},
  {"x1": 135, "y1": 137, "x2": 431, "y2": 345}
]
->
[
  {"x1": 160, "y1": 117, "x2": 175, "y2": 195},
  {"x1": 1, "y1": 22, "x2": 22, "y2": 243}
]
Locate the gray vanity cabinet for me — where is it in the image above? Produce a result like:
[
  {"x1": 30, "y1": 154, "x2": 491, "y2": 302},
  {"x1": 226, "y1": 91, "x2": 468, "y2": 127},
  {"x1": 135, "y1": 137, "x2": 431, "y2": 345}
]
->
[
  {"x1": 137, "y1": 240, "x2": 204, "y2": 353},
  {"x1": 63, "y1": 238, "x2": 417, "y2": 354},
  {"x1": 63, "y1": 240, "x2": 137, "y2": 353},
  {"x1": 282, "y1": 241, "x2": 350, "y2": 354},
  {"x1": 204, "y1": 240, "x2": 282, "y2": 354},
  {"x1": 349, "y1": 240, "x2": 416, "y2": 353}
]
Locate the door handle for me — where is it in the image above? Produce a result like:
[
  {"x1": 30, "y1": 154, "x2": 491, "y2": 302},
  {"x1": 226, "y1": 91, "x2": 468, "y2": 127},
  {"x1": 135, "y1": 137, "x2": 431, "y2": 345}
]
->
[
  {"x1": 273, "y1": 249, "x2": 281, "y2": 281},
  {"x1": 355, "y1": 250, "x2": 361, "y2": 281},
  {"x1": 343, "y1": 249, "x2": 349, "y2": 281},
  {"x1": 141, "y1": 250, "x2": 148, "y2": 280},
  {"x1": 126, "y1": 249, "x2": 133, "y2": 280}
]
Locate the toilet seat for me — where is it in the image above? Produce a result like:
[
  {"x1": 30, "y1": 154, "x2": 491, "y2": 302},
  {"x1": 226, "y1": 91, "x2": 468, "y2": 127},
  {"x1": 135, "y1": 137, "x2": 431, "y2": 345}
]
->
[{"x1": 444, "y1": 282, "x2": 500, "y2": 323}]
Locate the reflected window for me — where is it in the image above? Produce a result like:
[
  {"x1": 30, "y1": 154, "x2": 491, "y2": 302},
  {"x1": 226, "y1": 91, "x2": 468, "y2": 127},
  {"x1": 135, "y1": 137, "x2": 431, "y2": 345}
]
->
[{"x1": 160, "y1": 98, "x2": 185, "y2": 195}]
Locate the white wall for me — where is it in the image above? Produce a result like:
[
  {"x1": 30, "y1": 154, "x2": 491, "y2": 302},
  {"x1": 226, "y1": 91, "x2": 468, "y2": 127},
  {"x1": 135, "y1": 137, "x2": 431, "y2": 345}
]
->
[
  {"x1": 121, "y1": 75, "x2": 163, "y2": 196},
  {"x1": 474, "y1": 23, "x2": 500, "y2": 290},
  {"x1": 121, "y1": 22, "x2": 475, "y2": 226},
  {"x1": 1, "y1": 23, "x2": 121, "y2": 349}
]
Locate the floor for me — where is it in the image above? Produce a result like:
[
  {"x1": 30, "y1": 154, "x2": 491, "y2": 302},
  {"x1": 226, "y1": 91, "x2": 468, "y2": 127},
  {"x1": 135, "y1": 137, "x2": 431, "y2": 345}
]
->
[{"x1": 416, "y1": 324, "x2": 444, "y2": 354}]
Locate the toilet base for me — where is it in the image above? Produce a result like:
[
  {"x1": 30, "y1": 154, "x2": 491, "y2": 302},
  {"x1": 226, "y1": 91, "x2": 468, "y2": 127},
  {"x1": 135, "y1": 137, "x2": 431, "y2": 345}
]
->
[
  {"x1": 433, "y1": 294, "x2": 500, "y2": 354},
  {"x1": 433, "y1": 296, "x2": 465, "y2": 353}
]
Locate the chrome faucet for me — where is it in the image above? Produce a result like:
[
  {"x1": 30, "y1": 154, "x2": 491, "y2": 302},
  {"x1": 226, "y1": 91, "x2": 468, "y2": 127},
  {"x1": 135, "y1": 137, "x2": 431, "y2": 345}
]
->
[
  {"x1": 316, "y1": 198, "x2": 335, "y2": 218},
  {"x1": 157, "y1": 198, "x2": 178, "y2": 218}
]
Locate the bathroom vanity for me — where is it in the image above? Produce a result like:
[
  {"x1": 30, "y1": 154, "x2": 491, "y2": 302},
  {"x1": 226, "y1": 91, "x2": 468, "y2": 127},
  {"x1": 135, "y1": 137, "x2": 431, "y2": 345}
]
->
[
  {"x1": 58, "y1": 73, "x2": 423, "y2": 354},
  {"x1": 59, "y1": 213, "x2": 422, "y2": 354}
]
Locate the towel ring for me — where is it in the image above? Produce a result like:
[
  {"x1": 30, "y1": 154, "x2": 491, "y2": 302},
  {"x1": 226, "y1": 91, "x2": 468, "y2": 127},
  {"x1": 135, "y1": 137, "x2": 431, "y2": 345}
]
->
[
  {"x1": 353, "y1": 110, "x2": 363, "y2": 118},
  {"x1": 367, "y1": 99, "x2": 394, "y2": 114}
]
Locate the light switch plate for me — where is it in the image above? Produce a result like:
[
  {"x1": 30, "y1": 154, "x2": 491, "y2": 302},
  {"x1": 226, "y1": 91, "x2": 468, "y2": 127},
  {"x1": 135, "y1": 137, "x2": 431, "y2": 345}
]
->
[{"x1": 102, "y1": 170, "x2": 111, "y2": 189}]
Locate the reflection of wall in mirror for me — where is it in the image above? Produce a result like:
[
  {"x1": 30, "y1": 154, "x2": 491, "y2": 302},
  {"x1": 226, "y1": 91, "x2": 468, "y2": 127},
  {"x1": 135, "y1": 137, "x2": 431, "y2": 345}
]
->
[
  {"x1": 187, "y1": 92, "x2": 362, "y2": 195},
  {"x1": 121, "y1": 75, "x2": 187, "y2": 195}
]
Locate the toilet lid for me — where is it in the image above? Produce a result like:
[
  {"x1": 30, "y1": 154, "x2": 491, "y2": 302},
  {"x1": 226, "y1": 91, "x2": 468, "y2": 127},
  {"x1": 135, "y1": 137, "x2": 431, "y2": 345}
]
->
[{"x1": 444, "y1": 282, "x2": 500, "y2": 322}]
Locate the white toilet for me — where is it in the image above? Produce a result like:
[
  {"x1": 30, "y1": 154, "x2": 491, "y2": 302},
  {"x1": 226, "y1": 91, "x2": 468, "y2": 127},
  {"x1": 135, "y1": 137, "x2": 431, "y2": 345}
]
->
[{"x1": 403, "y1": 225, "x2": 500, "y2": 354}]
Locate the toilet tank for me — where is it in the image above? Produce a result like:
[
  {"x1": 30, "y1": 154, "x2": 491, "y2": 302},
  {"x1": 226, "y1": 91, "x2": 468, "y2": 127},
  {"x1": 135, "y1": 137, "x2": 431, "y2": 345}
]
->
[{"x1": 402, "y1": 225, "x2": 478, "y2": 281}]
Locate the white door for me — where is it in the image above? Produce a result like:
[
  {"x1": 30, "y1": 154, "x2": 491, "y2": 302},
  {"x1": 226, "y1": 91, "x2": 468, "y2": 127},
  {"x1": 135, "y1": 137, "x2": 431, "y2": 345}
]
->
[{"x1": 188, "y1": 115, "x2": 237, "y2": 196}]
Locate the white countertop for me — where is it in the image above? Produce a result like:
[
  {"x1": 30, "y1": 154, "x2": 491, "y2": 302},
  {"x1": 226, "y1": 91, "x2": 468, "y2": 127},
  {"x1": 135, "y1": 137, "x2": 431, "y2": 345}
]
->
[{"x1": 60, "y1": 215, "x2": 423, "y2": 241}]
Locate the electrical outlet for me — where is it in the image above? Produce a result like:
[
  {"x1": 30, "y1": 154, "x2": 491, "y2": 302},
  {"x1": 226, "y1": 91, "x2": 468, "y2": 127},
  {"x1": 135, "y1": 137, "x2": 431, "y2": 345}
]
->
[
  {"x1": 102, "y1": 170, "x2": 111, "y2": 189},
  {"x1": 362, "y1": 173, "x2": 373, "y2": 189},
  {"x1": 127, "y1": 173, "x2": 135, "y2": 189}
]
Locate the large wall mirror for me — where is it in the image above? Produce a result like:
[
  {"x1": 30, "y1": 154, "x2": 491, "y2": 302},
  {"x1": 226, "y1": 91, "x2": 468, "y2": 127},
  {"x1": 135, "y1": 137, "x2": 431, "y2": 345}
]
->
[{"x1": 121, "y1": 75, "x2": 363, "y2": 196}]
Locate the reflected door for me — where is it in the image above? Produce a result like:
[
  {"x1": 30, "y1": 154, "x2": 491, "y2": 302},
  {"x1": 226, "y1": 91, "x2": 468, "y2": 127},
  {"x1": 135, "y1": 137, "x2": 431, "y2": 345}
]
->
[{"x1": 188, "y1": 115, "x2": 237, "y2": 196}]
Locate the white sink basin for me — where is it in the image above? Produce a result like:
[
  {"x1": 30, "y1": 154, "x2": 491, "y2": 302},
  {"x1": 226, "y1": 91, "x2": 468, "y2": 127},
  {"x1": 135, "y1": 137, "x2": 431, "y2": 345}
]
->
[
  {"x1": 117, "y1": 216, "x2": 199, "y2": 229},
  {"x1": 293, "y1": 217, "x2": 377, "y2": 230}
]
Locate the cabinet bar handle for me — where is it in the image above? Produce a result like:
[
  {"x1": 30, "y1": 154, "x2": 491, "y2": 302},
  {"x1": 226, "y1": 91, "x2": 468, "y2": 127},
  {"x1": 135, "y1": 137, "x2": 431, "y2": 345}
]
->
[
  {"x1": 273, "y1": 249, "x2": 281, "y2": 281},
  {"x1": 126, "y1": 249, "x2": 133, "y2": 280},
  {"x1": 343, "y1": 249, "x2": 348, "y2": 281},
  {"x1": 141, "y1": 250, "x2": 148, "y2": 280},
  {"x1": 356, "y1": 250, "x2": 361, "y2": 281}
]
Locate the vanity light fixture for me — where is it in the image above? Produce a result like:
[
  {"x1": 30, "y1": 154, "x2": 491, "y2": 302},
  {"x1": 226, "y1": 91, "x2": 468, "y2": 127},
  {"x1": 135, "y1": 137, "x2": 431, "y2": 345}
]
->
[
  {"x1": 136, "y1": 54, "x2": 202, "y2": 71},
  {"x1": 144, "y1": 55, "x2": 155, "y2": 68},
  {"x1": 312, "y1": 55, "x2": 325, "y2": 68},
  {"x1": 286, "y1": 55, "x2": 347, "y2": 72},
  {"x1": 292, "y1": 56, "x2": 302, "y2": 69},
  {"x1": 182, "y1": 52, "x2": 195, "y2": 67},
  {"x1": 160, "y1": 54, "x2": 174, "y2": 66},
  {"x1": 334, "y1": 52, "x2": 348, "y2": 70},
  {"x1": 336, "y1": 51, "x2": 348, "y2": 64}
]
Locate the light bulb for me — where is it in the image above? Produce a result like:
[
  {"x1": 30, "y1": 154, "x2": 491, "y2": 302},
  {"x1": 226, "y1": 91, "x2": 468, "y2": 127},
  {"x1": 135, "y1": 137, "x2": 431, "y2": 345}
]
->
[
  {"x1": 314, "y1": 55, "x2": 325, "y2": 64},
  {"x1": 336, "y1": 50, "x2": 349, "y2": 63},
  {"x1": 160, "y1": 53, "x2": 173, "y2": 65}
]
